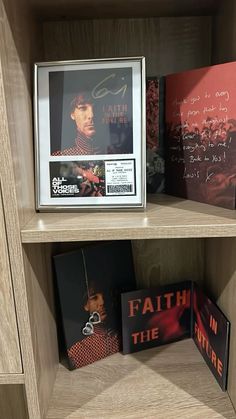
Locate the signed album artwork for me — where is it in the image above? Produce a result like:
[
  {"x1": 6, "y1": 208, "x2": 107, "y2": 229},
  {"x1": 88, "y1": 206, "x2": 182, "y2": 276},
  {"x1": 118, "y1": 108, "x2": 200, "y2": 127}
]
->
[{"x1": 35, "y1": 58, "x2": 145, "y2": 210}]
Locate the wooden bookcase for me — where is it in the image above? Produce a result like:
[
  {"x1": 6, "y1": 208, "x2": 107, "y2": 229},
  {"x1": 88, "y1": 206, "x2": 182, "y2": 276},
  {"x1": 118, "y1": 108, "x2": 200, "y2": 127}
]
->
[{"x1": 0, "y1": 0, "x2": 236, "y2": 417}]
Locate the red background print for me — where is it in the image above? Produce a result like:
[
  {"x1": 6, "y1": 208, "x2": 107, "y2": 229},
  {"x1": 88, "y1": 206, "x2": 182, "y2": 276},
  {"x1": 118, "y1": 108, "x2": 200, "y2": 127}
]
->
[
  {"x1": 147, "y1": 290, "x2": 191, "y2": 343},
  {"x1": 121, "y1": 281, "x2": 192, "y2": 355},
  {"x1": 166, "y1": 62, "x2": 236, "y2": 128},
  {"x1": 165, "y1": 61, "x2": 236, "y2": 209},
  {"x1": 192, "y1": 283, "x2": 230, "y2": 390}
]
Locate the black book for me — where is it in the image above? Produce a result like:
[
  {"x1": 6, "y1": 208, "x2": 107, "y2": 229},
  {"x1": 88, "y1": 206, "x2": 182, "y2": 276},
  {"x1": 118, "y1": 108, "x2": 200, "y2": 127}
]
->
[
  {"x1": 53, "y1": 241, "x2": 136, "y2": 369},
  {"x1": 192, "y1": 282, "x2": 230, "y2": 390}
]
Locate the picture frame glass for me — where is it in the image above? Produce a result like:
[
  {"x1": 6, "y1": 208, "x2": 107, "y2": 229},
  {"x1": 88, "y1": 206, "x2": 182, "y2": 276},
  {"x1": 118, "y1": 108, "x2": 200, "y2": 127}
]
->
[{"x1": 35, "y1": 58, "x2": 145, "y2": 210}]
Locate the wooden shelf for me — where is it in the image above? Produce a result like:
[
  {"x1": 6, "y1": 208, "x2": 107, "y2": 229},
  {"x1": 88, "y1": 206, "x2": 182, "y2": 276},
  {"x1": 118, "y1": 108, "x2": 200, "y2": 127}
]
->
[
  {"x1": 0, "y1": 374, "x2": 24, "y2": 385},
  {"x1": 21, "y1": 194, "x2": 236, "y2": 243},
  {"x1": 30, "y1": 0, "x2": 220, "y2": 20},
  {"x1": 46, "y1": 339, "x2": 235, "y2": 418},
  {"x1": 1, "y1": 0, "x2": 236, "y2": 416}
]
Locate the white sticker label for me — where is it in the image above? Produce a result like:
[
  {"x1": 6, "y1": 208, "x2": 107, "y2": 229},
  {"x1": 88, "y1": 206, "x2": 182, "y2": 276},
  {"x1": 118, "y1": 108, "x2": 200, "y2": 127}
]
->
[{"x1": 105, "y1": 160, "x2": 135, "y2": 195}]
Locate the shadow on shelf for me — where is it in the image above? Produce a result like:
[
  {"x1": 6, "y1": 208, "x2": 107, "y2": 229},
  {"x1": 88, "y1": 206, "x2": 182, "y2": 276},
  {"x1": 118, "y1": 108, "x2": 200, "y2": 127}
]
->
[
  {"x1": 46, "y1": 339, "x2": 235, "y2": 418},
  {"x1": 148, "y1": 193, "x2": 236, "y2": 221},
  {"x1": 131, "y1": 339, "x2": 234, "y2": 418}
]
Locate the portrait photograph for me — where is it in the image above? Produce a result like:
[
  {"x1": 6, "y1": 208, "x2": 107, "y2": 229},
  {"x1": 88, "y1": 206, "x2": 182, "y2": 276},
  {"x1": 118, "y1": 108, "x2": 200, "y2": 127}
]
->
[
  {"x1": 49, "y1": 67, "x2": 133, "y2": 156},
  {"x1": 34, "y1": 57, "x2": 146, "y2": 210},
  {"x1": 53, "y1": 241, "x2": 136, "y2": 370}
]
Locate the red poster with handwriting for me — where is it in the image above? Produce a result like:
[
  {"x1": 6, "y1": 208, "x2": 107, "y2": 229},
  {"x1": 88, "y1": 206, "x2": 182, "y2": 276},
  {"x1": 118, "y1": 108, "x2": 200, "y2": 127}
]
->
[{"x1": 165, "y1": 62, "x2": 236, "y2": 209}]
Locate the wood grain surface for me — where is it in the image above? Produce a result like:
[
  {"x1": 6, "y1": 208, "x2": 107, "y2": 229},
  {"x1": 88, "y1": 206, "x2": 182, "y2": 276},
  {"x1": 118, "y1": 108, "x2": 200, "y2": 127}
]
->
[
  {"x1": 23, "y1": 243, "x2": 59, "y2": 418},
  {"x1": 0, "y1": 187, "x2": 22, "y2": 373},
  {"x1": 212, "y1": 0, "x2": 236, "y2": 65},
  {"x1": 46, "y1": 339, "x2": 235, "y2": 418},
  {"x1": 0, "y1": 0, "x2": 42, "y2": 228},
  {"x1": 30, "y1": 0, "x2": 220, "y2": 20},
  {"x1": 0, "y1": 374, "x2": 24, "y2": 384},
  {"x1": 132, "y1": 238, "x2": 204, "y2": 289},
  {"x1": 43, "y1": 16, "x2": 211, "y2": 76},
  {"x1": 0, "y1": 1, "x2": 44, "y2": 417},
  {"x1": 21, "y1": 194, "x2": 236, "y2": 243},
  {"x1": 0, "y1": 385, "x2": 29, "y2": 419},
  {"x1": 0, "y1": 1, "x2": 236, "y2": 418}
]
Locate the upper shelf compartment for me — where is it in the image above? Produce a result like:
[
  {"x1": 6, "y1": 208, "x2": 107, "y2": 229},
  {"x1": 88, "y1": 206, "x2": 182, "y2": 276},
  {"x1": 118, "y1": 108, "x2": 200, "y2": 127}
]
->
[
  {"x1": 21, "y1": 194, "x2": 236, "y2": 243},
  {"x1": 29, "y1": 0, "x2": 220, "y2": 20}
]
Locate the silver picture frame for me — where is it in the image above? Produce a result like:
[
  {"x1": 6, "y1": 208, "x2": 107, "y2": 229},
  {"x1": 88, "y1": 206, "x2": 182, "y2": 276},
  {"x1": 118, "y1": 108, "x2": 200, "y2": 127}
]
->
[{"x1": 34, "y1": 57, "x2": 146, "y2": 210}]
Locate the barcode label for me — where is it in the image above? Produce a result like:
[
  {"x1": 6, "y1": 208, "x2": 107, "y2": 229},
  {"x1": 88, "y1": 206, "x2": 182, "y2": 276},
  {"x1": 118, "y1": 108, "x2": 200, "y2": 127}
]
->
[
  {"x1": 107, "y1": 184, "x2": 133, "y2": 194},
  {"x1": 105, "y1": 160, "x2": 135, "y2": 196}
]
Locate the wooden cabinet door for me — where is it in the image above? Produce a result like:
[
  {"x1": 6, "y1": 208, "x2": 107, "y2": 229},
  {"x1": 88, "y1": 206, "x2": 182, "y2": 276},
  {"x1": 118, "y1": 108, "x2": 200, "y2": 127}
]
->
[{"x1": 0, "y1": 188, "x2": 22, "y2": 373}]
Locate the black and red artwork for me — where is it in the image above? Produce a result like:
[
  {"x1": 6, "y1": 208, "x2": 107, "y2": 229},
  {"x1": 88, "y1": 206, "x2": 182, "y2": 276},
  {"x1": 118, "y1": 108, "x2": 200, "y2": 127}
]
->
[{"x1": 121, "y1": 281, "x2": 230, "y2": 390}]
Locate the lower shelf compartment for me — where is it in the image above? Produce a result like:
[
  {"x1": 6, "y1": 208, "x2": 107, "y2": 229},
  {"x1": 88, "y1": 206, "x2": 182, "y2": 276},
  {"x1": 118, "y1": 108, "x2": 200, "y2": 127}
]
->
[{"x1": 46, "y1": 339, "x2": 235, "y2": 418}]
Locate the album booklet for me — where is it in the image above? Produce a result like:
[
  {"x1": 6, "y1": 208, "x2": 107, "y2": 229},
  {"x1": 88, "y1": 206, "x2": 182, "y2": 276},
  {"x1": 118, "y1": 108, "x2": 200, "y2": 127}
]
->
[{"x1": 121, "y1": 281, "x2": 230, "y2": 390}]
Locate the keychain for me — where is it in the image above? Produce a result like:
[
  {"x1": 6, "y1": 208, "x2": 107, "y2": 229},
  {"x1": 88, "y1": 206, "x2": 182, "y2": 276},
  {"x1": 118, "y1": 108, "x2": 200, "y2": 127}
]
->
[{"x1": 81, "y1": 249, "x2": 101, "y2": 336}]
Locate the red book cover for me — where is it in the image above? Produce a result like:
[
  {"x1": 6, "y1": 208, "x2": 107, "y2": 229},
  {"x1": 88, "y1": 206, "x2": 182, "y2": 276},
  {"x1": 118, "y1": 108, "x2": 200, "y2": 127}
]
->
[{"x1": 165, "y1": 62, "x2": 236, "y2": 209}]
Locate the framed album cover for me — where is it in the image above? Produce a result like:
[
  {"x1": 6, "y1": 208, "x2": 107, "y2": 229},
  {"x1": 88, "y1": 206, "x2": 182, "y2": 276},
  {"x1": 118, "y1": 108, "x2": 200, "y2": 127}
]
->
[{"x1": 34, "y1": 57, "x2": 146, "y2": 210}]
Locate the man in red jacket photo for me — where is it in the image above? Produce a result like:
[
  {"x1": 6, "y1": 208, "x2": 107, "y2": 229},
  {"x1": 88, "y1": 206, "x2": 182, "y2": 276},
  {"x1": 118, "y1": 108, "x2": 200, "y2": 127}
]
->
[{"x1": 67, "y1": 282, "x2": 120, "y2": 369}]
